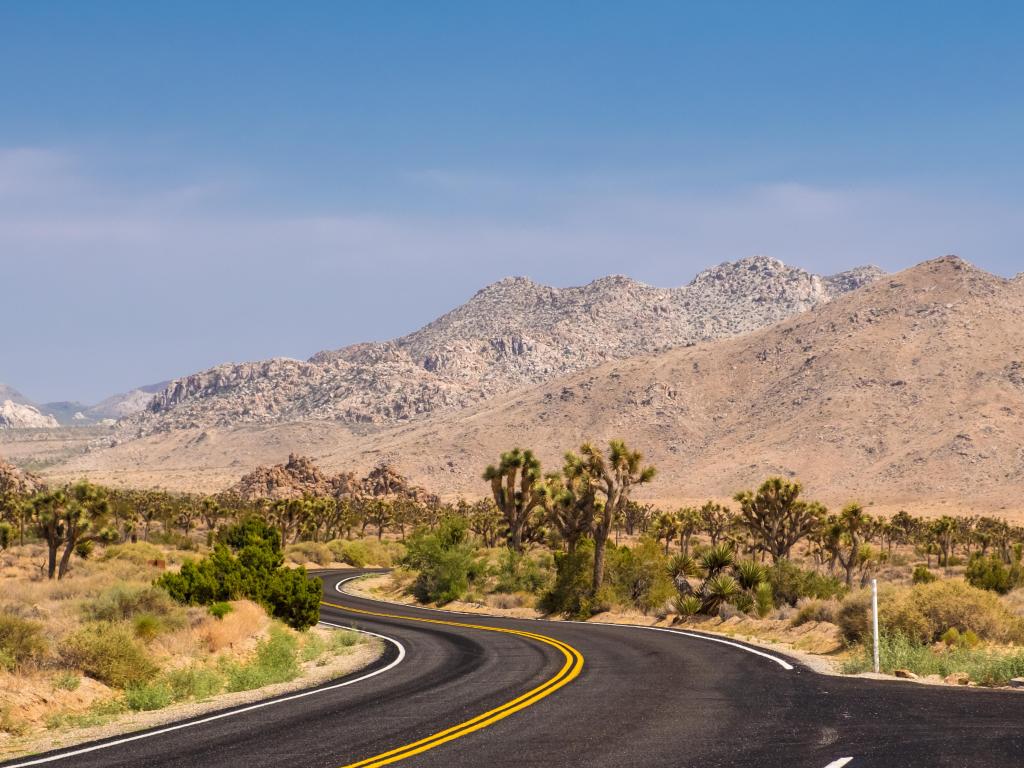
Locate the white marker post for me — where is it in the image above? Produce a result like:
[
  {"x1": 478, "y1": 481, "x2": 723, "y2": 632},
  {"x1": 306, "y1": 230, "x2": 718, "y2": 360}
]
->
[{"x1": 871, "y1": 578, "x2": 880, "y2": 674}]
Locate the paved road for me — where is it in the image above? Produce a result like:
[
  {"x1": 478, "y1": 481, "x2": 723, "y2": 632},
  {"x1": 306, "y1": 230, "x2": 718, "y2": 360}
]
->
[{"x1": 6, "y1": 568, "x2": 1024, "y2": 768}]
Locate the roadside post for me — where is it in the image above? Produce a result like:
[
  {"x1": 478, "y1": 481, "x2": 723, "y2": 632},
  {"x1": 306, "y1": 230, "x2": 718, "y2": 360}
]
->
[{"x1": 871, "y1": 578, "x2": 880, "y2": 674}]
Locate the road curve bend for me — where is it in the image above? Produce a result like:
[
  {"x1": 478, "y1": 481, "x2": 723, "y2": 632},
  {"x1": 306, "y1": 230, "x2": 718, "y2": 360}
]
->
[{"x1": 4, "y1": 568, "x2": 1024, "y2": 768}]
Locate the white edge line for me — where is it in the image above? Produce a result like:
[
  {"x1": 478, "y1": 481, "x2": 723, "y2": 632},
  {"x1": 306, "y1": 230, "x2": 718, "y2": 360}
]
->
[
  {"x1": 823, "y1": 758, "x2": 854, "y2": 768},
  {"x1": 333, "y1": 574, "x2": 794, "y2": 671},
  {"x1": 3, "y1": 624, "x2": 406, "y2": 768}
]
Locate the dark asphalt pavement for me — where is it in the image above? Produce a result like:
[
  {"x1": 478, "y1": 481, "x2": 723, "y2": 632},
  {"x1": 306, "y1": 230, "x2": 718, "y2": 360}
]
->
[{"x1": 5, "y1": 568, "x2": 1024, "y2": 768}]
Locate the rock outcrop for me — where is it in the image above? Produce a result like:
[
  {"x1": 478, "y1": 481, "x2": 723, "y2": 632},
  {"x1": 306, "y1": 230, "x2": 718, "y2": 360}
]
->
[
  {"x1": 0, "y1": 400, "x2": 59, "y2": 429},
  {"x1": 0, "y1": 458, "x2": 46, "y2": 495},
  {"x1": 123, "y1": 257, "x2": 883, "y2": 436}
]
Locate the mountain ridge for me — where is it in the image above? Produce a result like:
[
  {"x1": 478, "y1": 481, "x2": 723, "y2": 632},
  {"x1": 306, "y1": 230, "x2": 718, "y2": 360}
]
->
[{"x1": 128, "y1": 256, "x2": 884, "y2": 437}]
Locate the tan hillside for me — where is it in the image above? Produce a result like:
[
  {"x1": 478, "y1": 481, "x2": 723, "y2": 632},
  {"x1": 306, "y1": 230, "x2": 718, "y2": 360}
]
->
[{"x1": 46, "y1": 256, "x2": 1024, "y2": 517}]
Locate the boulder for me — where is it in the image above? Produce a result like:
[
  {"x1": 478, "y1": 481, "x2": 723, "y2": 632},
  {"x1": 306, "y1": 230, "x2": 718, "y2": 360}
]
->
[
  {"x1": 1009, "y1": 677, "x2": 1024, "y2": 689},
  {"x1": 945, "y1": 672, "x2": 970, "y2": 686},
  {"x1": 894, "y1": 669, "x2": 919, "y2": 680}
]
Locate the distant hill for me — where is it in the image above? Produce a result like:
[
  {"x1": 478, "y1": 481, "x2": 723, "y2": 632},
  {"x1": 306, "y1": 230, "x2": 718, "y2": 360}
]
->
[
  {"x1": 51, "y1": 256, "x2": 1024, "y2": 519},
  {"x1": 0, "y1": 382, "x2": 170, "y2": 428},
  {"x1": 121, "y1": 257, "x2": 883, "y2": 436}
]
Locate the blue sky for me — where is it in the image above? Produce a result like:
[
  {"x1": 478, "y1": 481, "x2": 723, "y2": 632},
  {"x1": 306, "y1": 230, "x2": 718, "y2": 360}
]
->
[{"x1": 1, "y1": 2, "x2": 1022, "y2": 402}]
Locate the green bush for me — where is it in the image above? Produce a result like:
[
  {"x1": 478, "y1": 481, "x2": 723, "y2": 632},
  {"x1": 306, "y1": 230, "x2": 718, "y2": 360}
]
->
[
  {"x1": 53, "y1": 672, "x2": 81, "y2": 691},
  {"x1": 165, "y1": 666, "x2": 224, "y2": 701},
  {"x1": 124, "y1": 681, "x2": 174, "y2": 711},
  {"x1": 912, "y1": 565, "x2": 937, "y2": 584},
  {"x1": 401, "y1": 517, "x2": 482, "y2": 604},
  {"x1": 0, "y1": 613, "x2": 47, "y2": 671},
  {"x1": 540, "y1": 542, "x2": 595, "y2": 619},
  {"x1": 61, "y1": 623, "x2": 158, "y2": 688},
  {"x1": 766, "y1": 559, "x2": 845, "y2": 606},
  {"x1": 965, "y1": 554, "x2": 1024, "y2": 594},
  {"x1": 604, "y1": 539, "x2": 676, "y2": 615},
  {"x1": 208, "y1": 602, "x2": 233, "y2": 620},
  {"x1": 133, "y1": 614, "x2": 163, "y2": 642},
  {"x1": 492, "y1": 548, "x2": 551, "y2": 594},
  {"x1": 157, "y1": 519, "x2": 323, "y2": 630},
  {"x1": 674, "y1": 594, "x2": 702, "y2": 617},
  {"x1": 754, "y1": 582, "x2": 774, "y2": 618},
  {"x1": 837, "y1": 580, "x2": 1024, "y2": 644},
  {"x1": 224, "y1": 627, "x2": 300, "y2": 692}
]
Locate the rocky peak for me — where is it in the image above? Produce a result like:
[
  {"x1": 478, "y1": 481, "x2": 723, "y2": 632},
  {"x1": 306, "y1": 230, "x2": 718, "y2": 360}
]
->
[
  {"x1": 0, "y1": 400, "x2": 59, "y2": 429},
  {"x1": 120, "y1": 256, "x2": 885, "y2": 438}
]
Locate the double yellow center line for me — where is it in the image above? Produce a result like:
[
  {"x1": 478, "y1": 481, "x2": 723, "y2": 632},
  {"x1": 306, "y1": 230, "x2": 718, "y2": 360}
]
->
[{"x1": 320, "y1": 601, "x2": 585, "y2": 768}]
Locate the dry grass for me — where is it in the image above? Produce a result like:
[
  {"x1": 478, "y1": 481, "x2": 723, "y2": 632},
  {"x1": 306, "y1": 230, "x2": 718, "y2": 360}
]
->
[{"x1": 196, "y1": 601, "x2": 269, "y2": 654}]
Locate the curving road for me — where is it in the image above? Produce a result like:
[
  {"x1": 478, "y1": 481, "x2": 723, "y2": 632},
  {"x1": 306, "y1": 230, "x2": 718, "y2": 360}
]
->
[{"x1": 5, "y1": 568, "x2": 1024, "y2": 768}]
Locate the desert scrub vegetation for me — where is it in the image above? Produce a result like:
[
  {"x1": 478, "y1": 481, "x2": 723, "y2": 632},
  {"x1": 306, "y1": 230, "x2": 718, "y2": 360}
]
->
[{"x1": 0, "y1": 536, "x2": 370, "y2": 749}]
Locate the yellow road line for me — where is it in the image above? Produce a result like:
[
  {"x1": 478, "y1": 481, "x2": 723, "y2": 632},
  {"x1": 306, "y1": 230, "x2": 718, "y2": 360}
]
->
[{"x1": 320, "y1": 600, "x2": 585, "y2": 768}]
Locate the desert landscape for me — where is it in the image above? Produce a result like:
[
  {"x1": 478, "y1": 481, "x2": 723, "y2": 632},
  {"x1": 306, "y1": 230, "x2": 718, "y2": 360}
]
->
[{"x1": 4, "y1": 5, "x2": 1024, "y2": 767}]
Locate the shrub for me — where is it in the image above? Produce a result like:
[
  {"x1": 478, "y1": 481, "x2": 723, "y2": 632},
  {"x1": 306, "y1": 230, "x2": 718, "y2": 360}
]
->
[
  {"x1": 791, "y1": 598, "x2": 837, "y2": 627},
  {"x1": 85, "y1": 585, "x2": 180, "y2": 622},
  {"x1": 327, "y1": 538, "x2": 402, "y2": 568},
  {"x1": 157, "y1": 519, "x2": 323, "y2": 630},
  {"x1": 148, "y1": 531, "x2": 195, "y2": 550},
  {"x1": 224, "y1": 627, "x2": 300, "y2": 692},
  {"x1": 208, "y1": 602, "x2": 233, "y2": 620},
  {"x1": 492, "y1": 548, "x2": 551, "y2": 595},
  {"x1": 965, "y1": 554, "x2": 1024, "y2": 595},
  {"x1": 124, "y1": 681, "x2": 174, "y2": 711},
  {"x1": 766, "y1": 560, "x2": 845, "y2": 606},
  {"x1": 754, "y1": 582, "x2": 774, "y2": 618},
  {"x1": 165, "y1": 666, "x2": 224, "y2": 701},
  {"x1": 837, "y1": 580, "x2": 1024, "y2": 644},
  {"x1": 0, "y1": 613, "x2": 47, "y2": 671},
  {"x1": 401, "y1": 517, "x2": 482, "y2": 604},
  {"x1": 61, "y1": 623, "x2": 158, "y2": 688},
  {"x1": 101, "y1": 542, "x2": 167, "y2": 565},
  {"x1": 912, "y1": 565, "x2": 937, "y2": 584},
  {"x1": 540, "y1": 542, "x2": 594, "y2": 619},
  {"x1": 133, "y1": 614, "x2": 163, "y2": 642},
  {"x1": 701, "y1": 573, "x2": 742, "y2": 614},
  {"x1": 285, "y1": 542, "x2": 333, "y2": 566},
  {"x1": 674, "y1": 594, "x2": 702, "y2": 617},
  {"x1": 604, "y1": 539, "x2": 676, "y2": 614},
  {"x1": 54, "y1": 672, "x2": 81, "y2": 691}
]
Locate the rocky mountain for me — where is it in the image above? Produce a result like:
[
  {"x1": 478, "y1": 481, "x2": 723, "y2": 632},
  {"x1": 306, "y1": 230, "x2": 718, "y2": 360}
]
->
[
  {"x1": 50, "y1": 256, "x2": 1024, "y2": 517},
  {"x1": 84, "y1": 381, "x2": 171, "y2": 422},
  {"x1": 126, "y1": 257, "x2": 883, "y2": 436},
  {"x1": 0, "y1": 458, "x2": 45, "y2": 495},
  {"x1": 0, "y1": 400, "x2": 59, "y2": 429},
  {"x1": 230, "y1": 453, "x2": 436, "y2": 503}
]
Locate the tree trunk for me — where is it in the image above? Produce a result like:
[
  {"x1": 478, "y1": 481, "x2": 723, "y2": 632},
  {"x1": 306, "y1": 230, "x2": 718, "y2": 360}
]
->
[
  {"x1": 592, "y1": 537, "x2": 607, "y2": 595},
  {"x1": 47, "y1": 539, "x2": 59, "y2": 580},
  {"x1": 58, "y1": 539, "x2": 76, "y2": 579}
]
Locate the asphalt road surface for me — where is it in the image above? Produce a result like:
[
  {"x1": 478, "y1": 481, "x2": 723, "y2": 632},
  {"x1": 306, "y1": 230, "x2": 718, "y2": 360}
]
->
[{"x1": 6, "y1": 568, "x2": 1024, "y2": 768}]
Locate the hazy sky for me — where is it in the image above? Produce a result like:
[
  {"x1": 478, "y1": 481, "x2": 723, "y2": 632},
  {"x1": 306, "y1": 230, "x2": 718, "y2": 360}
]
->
[{"x1": 2, "y1": 2, "x2": 1022, "y2": 403}]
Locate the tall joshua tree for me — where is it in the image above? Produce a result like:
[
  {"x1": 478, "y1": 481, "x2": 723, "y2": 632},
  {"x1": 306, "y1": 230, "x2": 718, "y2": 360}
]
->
[
  {"x1": 544, "y1": 453, "x2": 599, "y2": 555},
  {"x1": 33, "y1": 481, "x2": 113, "y2": 579},
  {"x1": 579, "y1": 440, "x2": 656, "y2": 594},
  {"x1": 734, "y1": 477, "x2": 824, "y2": 563},
  {"x1": 483, "y1": 448, "x2": 545, "y2": 553}
]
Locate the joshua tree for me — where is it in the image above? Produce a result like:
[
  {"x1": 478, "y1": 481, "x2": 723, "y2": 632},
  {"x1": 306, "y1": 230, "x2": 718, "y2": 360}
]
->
[
  {"x1": 33, "y1": 481, "x2": 114, "y2": 579},
  {"x1": 652, "y1": 511, "x2": 681, "y2": 554},
  {"x1": 467, "y1": 499, "x2": 505, "y2": 549},
  {"x1": 698, "y1": 501, "x2": 734, "y2": 547},
  {"x1": 676, "y1": 507, "x2": 701, "y2": 556},
  {"x1": 483, "y1": 448, "x2": 546, "y2": 553},
  {"x1": 578, "y1": 440, "x2": 656, "y2": 594},
  {"x1": 734, "y1": 478, "x2": 824, "y2": 563},
  {"x1": 823, "y1": 503, "x2": 871, "y2": 587}
]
